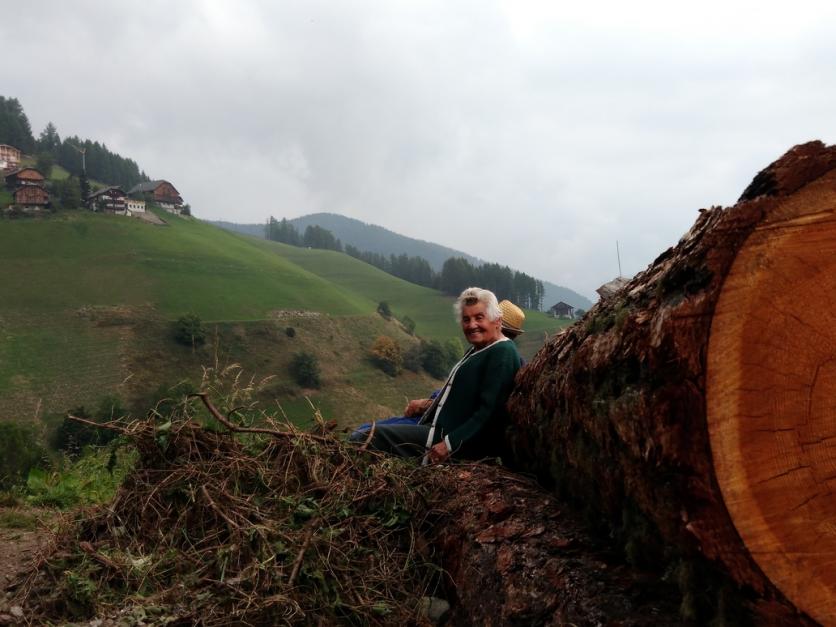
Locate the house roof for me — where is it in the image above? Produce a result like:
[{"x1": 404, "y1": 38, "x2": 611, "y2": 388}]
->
[
  {"x1": 4, "y1": 167, "x2": 45, "y2": 180},
  {"x1": 88, "y1": 186, "x2": 125, "y2": 199},
  {"x1": 549, "y1": 301, "x2": 574, "y2": 310},
  {"x1": 129, "y1": 180, "x2": 178, "y2": 194}
]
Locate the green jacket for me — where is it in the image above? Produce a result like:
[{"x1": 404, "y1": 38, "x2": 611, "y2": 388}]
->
[{"x1": 434, "y1": 338, "x2": 521, "y2": 455}]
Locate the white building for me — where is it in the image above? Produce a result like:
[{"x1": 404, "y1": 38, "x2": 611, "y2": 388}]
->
[
  {"x1": 125, "y1": 198, "x2": 146, "y2": 216},
  {"x1": 0, "y1": 144, "x2": 21, "y2": 171}
]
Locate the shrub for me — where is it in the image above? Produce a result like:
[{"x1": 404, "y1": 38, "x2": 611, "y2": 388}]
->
[
  {"x1": 174, "y1": 313, "x2": 207, "y2": 347},
  {"x1": 377, "y1": 301, "x2": 392, "y2": 320},
  {"x1": 403, "y1": 344, "x2": 423, "y2": 373},
  {"x1": 416, "y1": 339, "x2": 463, "y2": 379},
  {"x1": 0, "y1": 422, "x2": 46, "y2": 490},
  {"x1": 35, "y1": 152, "x2": 54, "y2": 178},
  {"x1": 285, "y1": 326, "x2": 296, "y2": 338},
  {"x1": 370, "y1": 336, "x2": 403, "y2": 376},
  {"x1": 134, "y1": 380, "x2": 197, "y2": 418},
  {"x1": 50, "y1": 396, "x2": 124, "y2": 456},
  {"x1": 443, "y1": 338, "x2": 463, "y2": 368},
  {"x1": 420, "y1": 341, "x2": 448, "y2": 379},
  {"x1": 26, "y1": 447, "x2": 135, "y2": 509},
  {"x1": 290, "y1": 351, "x2": 321, "y2": 388},
  {"x1": 400, "y1": 316, "x2": 416, "y2": 335}
]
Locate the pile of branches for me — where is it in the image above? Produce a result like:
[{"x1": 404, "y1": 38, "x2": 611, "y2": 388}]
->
[{"x1": 14, "y1": 394, "x2": 443, "y2": 625}]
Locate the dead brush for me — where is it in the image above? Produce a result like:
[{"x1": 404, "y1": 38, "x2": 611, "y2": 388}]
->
[{"x1": 14, "y1": 367, "x2": 444, "y2": 625}]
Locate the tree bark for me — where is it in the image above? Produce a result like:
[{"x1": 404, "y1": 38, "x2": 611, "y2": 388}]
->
[
  {"x1": 507, "y1": 141, "x2": 836, "y2": 625},
  {"x1": 429, "y1": 464, "x2": 682, "y2": 625}
]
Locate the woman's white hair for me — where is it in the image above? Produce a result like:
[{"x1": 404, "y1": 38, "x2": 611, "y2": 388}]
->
[{"x1": 454, "y1": 287, "x2": 501, "y2": 322}]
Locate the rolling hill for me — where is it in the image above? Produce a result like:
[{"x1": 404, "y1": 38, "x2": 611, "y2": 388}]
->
[
  {"x1": 0, "y1": 209, "x2": 569, "y2": 429},
  {"x1": 210, "y1": 213, "x2": 594, "y2": 310}
]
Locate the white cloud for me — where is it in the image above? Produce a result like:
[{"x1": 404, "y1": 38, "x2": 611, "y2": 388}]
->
[{"x1": 3, "y1": 0, "x2": 836, "y2": 299}]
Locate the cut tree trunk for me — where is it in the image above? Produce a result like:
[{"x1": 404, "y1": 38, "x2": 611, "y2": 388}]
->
[
  {"x1": 507, "y1": 141, "x2": 836, "y2": 625},
  {"x1": 428, "y1": 463, "x2": 682, "y2": 625}
]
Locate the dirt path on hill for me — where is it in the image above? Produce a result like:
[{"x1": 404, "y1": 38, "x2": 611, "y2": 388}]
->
[{"x1": 0, "y1": 508, "x2": 53, "y2": 625}]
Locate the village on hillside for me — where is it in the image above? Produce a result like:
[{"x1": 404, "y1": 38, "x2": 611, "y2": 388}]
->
[{"x1": 0, "y1": 142, "x2": 185, "y2": 218}]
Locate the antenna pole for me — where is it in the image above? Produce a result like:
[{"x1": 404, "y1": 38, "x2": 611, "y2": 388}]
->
[
  {"x1": 70, "y1": 143, "x2": 87, "y2": 174},
  {"x1": 616, "y1": 240, "x2": 623, "y2": 278}
]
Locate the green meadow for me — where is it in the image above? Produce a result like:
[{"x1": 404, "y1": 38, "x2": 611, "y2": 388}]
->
[{"x1": 0, "y1": 209, "x2": 569, "y2": 427}]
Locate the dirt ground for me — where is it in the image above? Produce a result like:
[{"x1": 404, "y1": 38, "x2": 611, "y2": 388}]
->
[{"x1": 0, "y1": 508, "x2": 53, "y2": 625}]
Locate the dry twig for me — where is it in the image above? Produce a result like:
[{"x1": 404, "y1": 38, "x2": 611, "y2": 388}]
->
[
  {"x1": 359, "y1": 420, "x2": 377, "y2": 452},
  {"x1": 288, "y1": 517, "x2": 319, "y2": 587},
  {"x1": 16, "y1": 391, "x2": 443, "y2": 626},
  {"x1": 68, "y1": 414, "x2": 128, "y2": 434}
]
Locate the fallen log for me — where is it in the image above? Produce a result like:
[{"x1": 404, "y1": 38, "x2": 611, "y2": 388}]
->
[
  {"x1": 429, "y1": 464, "x2": 682, "y2": 625},
  {"x1": 508, "y1": 141, "x2": 836, "y2": 625}
]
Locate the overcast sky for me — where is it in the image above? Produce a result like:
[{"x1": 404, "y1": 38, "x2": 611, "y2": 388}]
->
[{"x1": 3, "y1": 1, "x2": 836, "y2": 299}]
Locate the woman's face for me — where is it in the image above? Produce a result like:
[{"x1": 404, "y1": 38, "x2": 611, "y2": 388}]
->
[{"x1": 460, "y1": 301, "x2": 502, "y2": 349}]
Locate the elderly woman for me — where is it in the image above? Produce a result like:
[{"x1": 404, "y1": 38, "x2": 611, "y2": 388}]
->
[{"x1": 355, "y1": 287, "x2": 521, "y2": 463}]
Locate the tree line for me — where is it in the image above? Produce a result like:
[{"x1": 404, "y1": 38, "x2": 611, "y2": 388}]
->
[
  {"x1": 266, "y1": 216, "x2": 545, "y2": 310},
  {"x1": 267, "y1": 218, "x2": 344, "y2": 251},
  {"x1": 439, "y1": 258, "x2": 545, "y2": 310},
  {"x1": 0, "y1": 95, "x2": 149, "y2": 190},
  {"x1": 37, "y1": 124, "x2": 149, "y2": 190}
]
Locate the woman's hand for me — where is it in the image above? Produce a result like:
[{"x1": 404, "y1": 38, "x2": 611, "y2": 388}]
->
[
  {"x1": 404, "y1": 398, "x2": 432, "y2": 417},
  {"x1": 427, "y1": 441, "x2": 450, "y2": 464}
]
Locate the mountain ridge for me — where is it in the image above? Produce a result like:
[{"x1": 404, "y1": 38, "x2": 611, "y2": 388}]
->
[{"x1": 209, "y1": 212, "x2": 593, "y2": 310}]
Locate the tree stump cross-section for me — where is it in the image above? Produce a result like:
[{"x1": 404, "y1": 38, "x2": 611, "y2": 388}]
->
[{"x1": 708, "y1": 168, "x2": 836, "y2": 622}]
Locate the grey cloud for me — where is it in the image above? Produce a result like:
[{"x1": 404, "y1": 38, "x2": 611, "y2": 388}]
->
[{"x1": 3, "y1": 1, "x2": 836, "y2": 299}]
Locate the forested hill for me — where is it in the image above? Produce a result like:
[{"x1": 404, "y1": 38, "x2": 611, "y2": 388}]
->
[
  {"x1": 0, "y1": 95, "x2": 149, "y2": 190},
  {"x1": 291, "y1": 213, "x2": 481, "y2": 270},
  {"x1": 210, "y1": 213, "x2": 594, "y2": 310}
]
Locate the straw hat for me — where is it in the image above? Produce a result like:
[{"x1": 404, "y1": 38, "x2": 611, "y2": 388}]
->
[{"x1": 498, "y1": 300, "x2": 525, "y2": 335}]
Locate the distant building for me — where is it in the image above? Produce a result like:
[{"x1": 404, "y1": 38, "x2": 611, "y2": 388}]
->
[
  {"x1": 13, "y1": 185, "x2": 49, "y2": 207},
  {"x1": 4, "y1": 167, "x2": 49, "y2": 209},
  {"x1": 0, "y1": 144, "x2": 21, "y2": 171},
  {"x1": 88, "y1": 186, "x2": 127, "y2": 213},
  {"x1": 128, "y1": 180, "x2": 183, "y2": 212},
  {"x1": 125, "y1": 197, "x2": 146, "y2": 216},
  {"x1": 4, "y1": 167, "x2": 46, "y2": 189},
  {"x1": 548, "y1": 301, "x2": 575, "y2": 319}
]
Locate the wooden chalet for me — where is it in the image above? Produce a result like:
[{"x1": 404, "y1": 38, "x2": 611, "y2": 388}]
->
[
  {"x1": 128, "y1": 180, "x2": 183, "y2": 211},
  {"x1": 0, "y1": 144, "x2": 21, "y2": 171},
  {"x1": 88, "y1": 186, "x2": 127, "y2": 213},
  {"x1": 4, "y1": 167, "x2": 49, "y2": 209},
  {"x1": 4, "y1": 167, "x2": 46, "y2": 188},
  {"x1": 548, "y1": 301, "x2": 575, "y2": 319},
  {"x1": 13, "y1": 185, "x2": 49, "y2": 207}
]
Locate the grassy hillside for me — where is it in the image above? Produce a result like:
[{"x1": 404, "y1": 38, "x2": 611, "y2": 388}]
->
[
  {"x1": 0, "y1": 211, "x2": 416, "y2": 423},
  {"x1": 248, "y1": 238, "x2": 458, "y2": 341},
  {"x1": 243, "y1": 231, "x2": 572, "y2": 346},
  {"x1": 0, "y1": 210, "x2": 568, "y2": 431},
  {"x1": 49, "y1": 164, "x2": 70, "y2": 181},
  {"x1": 0, "y1": 210, "x2": 367, "y2": 320},
  {"x1": 213, "y1": 213, "x2": 595, "y2": 308}
]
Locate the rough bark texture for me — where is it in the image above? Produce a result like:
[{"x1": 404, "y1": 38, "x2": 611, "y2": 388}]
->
[
  {"x1": 429, "y1": 464, "x2": 682, "y2": 626},
  {"x1": 507, "y1": 141, "x2": 836, "y2": 625}
]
